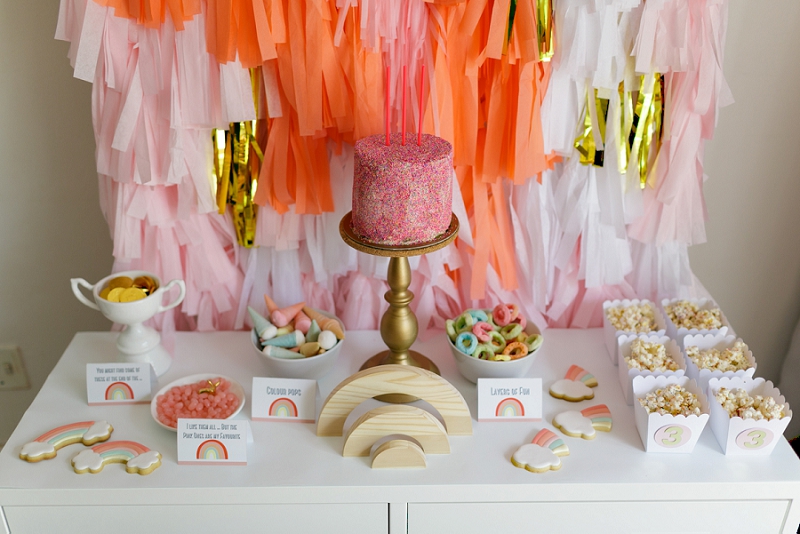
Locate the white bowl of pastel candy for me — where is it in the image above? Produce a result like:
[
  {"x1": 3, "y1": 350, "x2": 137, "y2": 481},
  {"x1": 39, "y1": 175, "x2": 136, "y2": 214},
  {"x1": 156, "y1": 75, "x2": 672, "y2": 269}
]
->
[
  {"x1": 446, "y1": 304, "x2": 543, "y2": 383},
  {"x1": 249, "y1": 298, "x2": 345, "y2": 379}
]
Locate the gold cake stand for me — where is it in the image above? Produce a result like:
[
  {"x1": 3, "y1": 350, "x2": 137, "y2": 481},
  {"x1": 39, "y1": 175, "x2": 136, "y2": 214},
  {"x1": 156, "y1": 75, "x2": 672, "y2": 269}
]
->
[{"x1": 340, "y1": 212, "x2": 459, "y2": 379}]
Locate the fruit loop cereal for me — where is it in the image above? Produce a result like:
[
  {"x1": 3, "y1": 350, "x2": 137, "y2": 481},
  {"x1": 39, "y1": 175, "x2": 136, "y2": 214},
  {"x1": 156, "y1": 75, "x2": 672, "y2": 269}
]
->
[
  {"x1": 447, "y1": 304, "x2": 541, "y2": 361},
  {"x1": 664, "y1": 300, "x2": 722, "y2": 330},
  {"x1": 638, "y1": 384, "x2": 702, "y2": 416},
  {"x1": 605, "y1": 303, "x2": 657, "y2": 333},
  {"x1": 714, "y1": 387, "x2": 786, "y2": 421},
  {"x1": 685, "y1": 341, "x2": 749, "y2": 372},
  {"x1": 155, "y1": 377, "x2": 240, "y2": 429},
  {"x1": 625, "y1": 339, "x2": 679, "y2": 372}
]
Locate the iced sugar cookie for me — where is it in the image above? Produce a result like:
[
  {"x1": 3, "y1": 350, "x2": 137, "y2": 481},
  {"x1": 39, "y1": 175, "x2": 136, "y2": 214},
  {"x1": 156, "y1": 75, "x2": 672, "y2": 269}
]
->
[
  {"x1": 549, "y1": 365, "x2": 597, "y2": 402},
  {"x1": 19, "y1": 420, "x2": 113, "y2": 462},
  {"x1": 553, "y1": 404, "x2": 612, "y2": 440},
  {"x1": 511, "y1": 429, "x2": 570, "y2": 473},
  {"x1": 72, "y1": 440, "x2": 161, "y2": 475}
]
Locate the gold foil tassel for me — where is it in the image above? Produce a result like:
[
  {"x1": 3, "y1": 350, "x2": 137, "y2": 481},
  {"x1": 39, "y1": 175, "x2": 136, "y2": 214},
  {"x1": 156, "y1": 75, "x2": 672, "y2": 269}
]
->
[
  {"x1": 574, "y1": 87, "x2": 609, "y2": 167},
  {"x1": 212, "y1": 70, "x2": 263, "y2": 248},
  {"x1": 626, "y1": 73, "x2": 664, "y2": 188},
  {"x1": 536, "y1": 0, "x2": 554, "y2": 61}
]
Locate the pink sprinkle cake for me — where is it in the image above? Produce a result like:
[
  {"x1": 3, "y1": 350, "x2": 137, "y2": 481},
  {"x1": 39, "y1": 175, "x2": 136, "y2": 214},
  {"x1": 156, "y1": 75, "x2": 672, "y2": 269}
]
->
[{"x1": 352, "y1": 133, "x2": 453, "y2": 245}]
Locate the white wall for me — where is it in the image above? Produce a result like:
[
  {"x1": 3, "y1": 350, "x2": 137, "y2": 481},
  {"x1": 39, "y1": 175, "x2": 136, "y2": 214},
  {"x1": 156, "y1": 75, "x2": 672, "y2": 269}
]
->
[
  {"x1": 688, "y1": 1, "x2": 800, "y2": 384},
  {"x1": 0, "y1": 0, "x2": 113, "y2": 442},
  {"x1": 1, "y1": 1, "x2": 798, "y2": 444}
]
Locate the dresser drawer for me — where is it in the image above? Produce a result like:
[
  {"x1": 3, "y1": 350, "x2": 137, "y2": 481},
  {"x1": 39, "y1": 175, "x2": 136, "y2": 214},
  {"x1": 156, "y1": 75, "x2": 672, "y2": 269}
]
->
[
  {"x1": 408, "y1": 500, "x2": 789, "y2": 533},
  {"x1": 4, "y1": 503, "x2": 387, "y2": 534}
]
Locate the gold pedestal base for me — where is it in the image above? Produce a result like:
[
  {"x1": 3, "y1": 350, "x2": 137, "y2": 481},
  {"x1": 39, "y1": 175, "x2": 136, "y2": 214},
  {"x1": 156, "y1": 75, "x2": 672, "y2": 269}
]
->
[{"x1": 340, "y1": 212, "x2": 459, "y2": 393}]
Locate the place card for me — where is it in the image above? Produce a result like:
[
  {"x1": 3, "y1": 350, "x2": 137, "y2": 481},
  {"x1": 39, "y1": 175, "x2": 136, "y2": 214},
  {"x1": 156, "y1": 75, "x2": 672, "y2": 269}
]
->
[
  {"x1": 251, "y1": 377, "x2": 317, "y2": 423},
  {"x1": 477, "y1": 378, "x2": 542, "y2": 422},
  {"x1": 86, "y1": 363, "x2": 154, "y2": 405},
  {"x1": 177, "y1": 419, "x2": 248, "y2": 465}
]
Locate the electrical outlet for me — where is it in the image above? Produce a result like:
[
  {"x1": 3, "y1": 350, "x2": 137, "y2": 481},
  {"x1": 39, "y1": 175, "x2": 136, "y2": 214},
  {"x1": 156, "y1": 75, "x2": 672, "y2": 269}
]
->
[{"x1": 0, "y1": 346, "x2": 30, "y2": 390}]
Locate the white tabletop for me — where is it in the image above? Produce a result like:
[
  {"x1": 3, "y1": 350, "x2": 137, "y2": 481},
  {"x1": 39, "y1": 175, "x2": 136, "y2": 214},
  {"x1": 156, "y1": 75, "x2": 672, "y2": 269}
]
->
[{"x1": 2, "y1": 329, "x2": 800, "y2": 508}]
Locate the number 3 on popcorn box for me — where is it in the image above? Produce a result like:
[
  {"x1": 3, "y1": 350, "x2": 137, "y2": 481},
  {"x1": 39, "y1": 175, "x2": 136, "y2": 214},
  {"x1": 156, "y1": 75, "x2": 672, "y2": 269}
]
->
[{"x1": 477, "y1": 378, "x2": 542, "y2": 422}]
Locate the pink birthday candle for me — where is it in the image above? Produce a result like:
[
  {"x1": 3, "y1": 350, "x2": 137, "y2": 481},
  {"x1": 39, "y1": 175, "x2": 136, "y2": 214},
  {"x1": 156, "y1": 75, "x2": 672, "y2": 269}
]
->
[
  {"x1": 417, "y1": 64, "x2": 425, "y2": 146},
  {"x1": 401, "y1": 66, "x2": 407, "y2": 145},
  {"x1": 385, "y1": 65, "x2": 390, "y2": 146}
]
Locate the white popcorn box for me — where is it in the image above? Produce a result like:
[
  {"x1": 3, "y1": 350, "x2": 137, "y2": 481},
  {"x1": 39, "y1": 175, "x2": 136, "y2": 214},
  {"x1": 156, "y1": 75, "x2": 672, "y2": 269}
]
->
[
  {"x1": 660, "y1": 298, "x2": 731, "y2": 348},
  {"x1": 633, "y1": 375, "x2": 710, "y2": 453},
  {"x1": 682, "y1": 333, "x2": 756, "y2": 396},
  {"x1": 602, "y1": 299, "x2": 667, "y2": 367},
  {"x1": 707, "y1": 377, "x2": 792, "y2": 456},
  {"x1": 618, "y1": 335, "x2": 686, "y2": 405}
]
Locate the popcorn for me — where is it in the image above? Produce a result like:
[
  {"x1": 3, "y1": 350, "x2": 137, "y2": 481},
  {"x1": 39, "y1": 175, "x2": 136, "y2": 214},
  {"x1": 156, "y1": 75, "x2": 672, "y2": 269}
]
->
[
  {"x1": 685, "y1": 341, "x2": 749, "y2": 372},
  {"x1": 715, "y1": 387, "x2": 786, "y2": 421},
  {"x1": 625, "y1": 339, "x2": 679, "y2": 372},
  {"x1": 605, "y1": 303, "x2": 657, "y2": 333},
  {"x1": 638, "y1": 384, "x2": 702, "y2": 416},
  {"x1": 664, "y1": 300, "x2": 722, "y2": 330}
]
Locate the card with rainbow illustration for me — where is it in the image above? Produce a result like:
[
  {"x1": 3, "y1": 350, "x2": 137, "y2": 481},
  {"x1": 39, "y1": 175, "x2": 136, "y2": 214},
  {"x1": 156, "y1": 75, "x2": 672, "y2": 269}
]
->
[
  {"x1": 86, "y1": 363, "x2": 155, "y2": 405},
  {"x1": 251, "y1": 377, "x2": 317, "y2": 423},
  {"x1": 176, "y1": 418, "x2": 248, "y2": 466},
  {"x1": 477, "y1": 378, "x2": 542, "y2": 422}
]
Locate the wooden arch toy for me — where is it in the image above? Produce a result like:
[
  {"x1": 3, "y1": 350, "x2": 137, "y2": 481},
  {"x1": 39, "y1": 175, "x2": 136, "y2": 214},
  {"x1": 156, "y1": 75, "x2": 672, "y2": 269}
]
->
[
  {"x1": 343, "y1": 405, "x2": 450, "y2": 457},
  {"x1": 317, "y1": 365, "x2": 473, "y2": 437},
  {"x1": 372, "y1": 439, "x2": 426, "y2": 469}
]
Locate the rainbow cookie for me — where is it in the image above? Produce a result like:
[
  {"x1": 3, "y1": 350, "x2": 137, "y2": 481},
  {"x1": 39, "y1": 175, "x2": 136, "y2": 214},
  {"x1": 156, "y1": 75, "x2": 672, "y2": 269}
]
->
[
  {"x1": 19, "y1": 421, "x2": 113, "y2": 462},
  {"x1": 72, "y1": 440, "x2": 161, "y2": 475},
  {"x1": 549, "y1": 365, "x2": 598, "y2": 402},
  {"x1": 511, "y1": 429, "x2": 570, "y2": 473},
  {"x1": 553, "y1": 404, "x2": 612, "y2": 440}
]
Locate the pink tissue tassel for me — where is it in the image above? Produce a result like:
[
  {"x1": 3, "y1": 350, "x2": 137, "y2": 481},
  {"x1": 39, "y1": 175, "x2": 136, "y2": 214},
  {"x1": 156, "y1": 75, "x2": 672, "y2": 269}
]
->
[{"x1": 57, "y1": 0, "x2": 254, "y2": 340}]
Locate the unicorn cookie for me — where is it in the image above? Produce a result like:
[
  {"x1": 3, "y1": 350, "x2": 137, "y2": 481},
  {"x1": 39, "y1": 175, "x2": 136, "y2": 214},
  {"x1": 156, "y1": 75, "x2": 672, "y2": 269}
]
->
[
  {"x1": 553, "y1": 404, "x2": 612, "y2": 440},
  {"x1": 511, "y1": 429, "x2": 570, "y2": 473},
  {"x1": 72, "y1": 440, "x2": 161, "y2": 475},
  {"x1": 19, "y1": 421, "x2": 113, "y2": 462},
  {"x1": 549, "y1": 365, "x2": 598, "y2": 402}
]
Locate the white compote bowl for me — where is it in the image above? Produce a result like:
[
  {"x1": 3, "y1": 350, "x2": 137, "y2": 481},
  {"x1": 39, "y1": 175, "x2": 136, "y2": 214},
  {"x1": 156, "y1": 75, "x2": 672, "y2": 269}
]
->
[{"x1": 71, "y1": 270, "x2": 185, "y2": 376}]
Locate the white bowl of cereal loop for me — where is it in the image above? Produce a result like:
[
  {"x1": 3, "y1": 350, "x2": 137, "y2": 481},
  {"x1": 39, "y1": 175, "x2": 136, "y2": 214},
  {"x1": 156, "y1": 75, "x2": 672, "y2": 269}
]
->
[
  {"x1": 707, "y1": 376, "x2": 792, "y2": 456},
  {"x1": 617, "y1": 334, "x2": 686, "y2": 405},
  {"x1": 682, "y1": 333, "x2": 756, "y2": 396},
  {"x1": 250, "y1": 307, "x2": 345, "y2": 380},
  {"x1": 602, "y1": 299, "x2": 667, "y2": 366},
  {"x1": 71, "y1": 270, "x2": 186, "y2": 325},
  {"x1": 660, "y1": 297, "x2": 731, "y2": 348},
  {"x1": 151, "y1": 374, "x2": 246, "y2": 432},
  {"x1": 446, "y1": 305, "x2": 543, "y2": 384},
  {"x1": 632, "y1": 374, "x2": 710, "y2": 453}
]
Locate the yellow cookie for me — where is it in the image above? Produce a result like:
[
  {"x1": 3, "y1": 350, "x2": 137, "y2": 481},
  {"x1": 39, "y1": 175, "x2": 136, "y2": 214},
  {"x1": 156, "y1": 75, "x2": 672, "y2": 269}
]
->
[
  {"x1": 99, "y1": 287, "x2": 112, "y2": 300},
  {"x1": 108, "y1": 276, "x2": 134, "y2": 290},
  {"x1": 119, "y1": 287, "x2": 147, "y2": 302},
  {"x1": 106, "y1": 287, "x2": 125, "y2": 302}
]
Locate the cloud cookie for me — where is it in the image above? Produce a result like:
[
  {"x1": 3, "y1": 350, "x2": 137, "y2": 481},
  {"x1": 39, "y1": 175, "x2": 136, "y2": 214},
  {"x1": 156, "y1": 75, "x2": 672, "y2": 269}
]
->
[
  {"x1": 549, "y1": 365, "x2": 598, "y2": 402},
  {"x1": 553, "y1": 404, "x2": 612, "y2": 440},
  {"x1": 72, "y1": 440, "x2": 161, "y2": 475},
  {"x1": 19, "y1": 421, "x2": 113, "y2": 462},
  {"x1": 511, "y1": 429, "x2": 570, "y2": 473}
]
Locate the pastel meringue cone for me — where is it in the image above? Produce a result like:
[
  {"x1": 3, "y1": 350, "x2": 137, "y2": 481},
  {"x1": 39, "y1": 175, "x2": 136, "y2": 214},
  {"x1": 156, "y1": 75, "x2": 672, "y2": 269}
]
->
[
  {"x1": 271, "y1": 301, "x2": 306, "y2": 328},
  {"x1": 294, "y1": 310, "x2": 312, "y2": 334},
  {"x1": 263, "y1": 294, "x2": 279, "y2": 314},
  {"x1": 320, "y1": 318, "x2": 345, "y2": 340},
  {"x1": 302, "y1": 306, "x2": 345, "y2": 340},
  {"x1": 261, "y1": 330, "x2": 305, "y2": 348},
  {"x1": 263, "y1": 345, "x2": 306, "y2": 360},
  {"x1": 248, "y1": 306, "x2": 277, "y2": 340},
  {"x1": 306, "y1": 320, "x2": 321, "y2": 343}
]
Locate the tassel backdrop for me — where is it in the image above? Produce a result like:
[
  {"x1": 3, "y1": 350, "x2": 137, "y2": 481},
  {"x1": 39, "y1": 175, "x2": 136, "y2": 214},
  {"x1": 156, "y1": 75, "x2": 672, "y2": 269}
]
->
[{"x1": 55, "y1": 0, "x2": 731, "y2": 335}]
